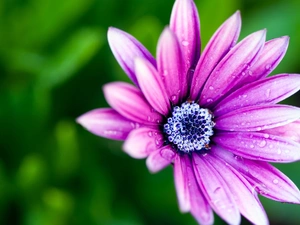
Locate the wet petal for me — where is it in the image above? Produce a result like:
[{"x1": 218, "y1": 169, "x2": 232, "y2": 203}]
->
[
  {"x1": 184, "y1": 154, "x2": 214, "y2": 225},
  {"x1": 123, "y1": 128, "x2": 163, "y2": 159},
  {"x1": 192, "y1": 153, "x2": 241, "y2": 225},
  {"x1": 262, "y1": 119, "x2": 300, "y2": 143},
  {"x1": 135, "y1": 58, "x2": 170, "y2": 116},
  {"x1": 214, "y1": 74, "x2": 300, "y2": 117},
  {"x1": 107, "y1": 27, "x2": 156, "y2": 86},
  {"x1": 247, "y1": 36, "x2": 289, "y2": 82},
  {"x1": 200, "y1": 30, "x2": 266, "y2": 107},
  {"x1": 215, "y1": 105, "x2": 300, "y2": 132},
  {"x1": 205, "y1": 153, "x2": 269, "y2": 225},
  {"x1": 174, "y1": 154, "x2": 190, "y2": 212},
  {"x1": 214, "y1": 132, "x2": 300, "y2": 162},
  {"x1": 190, "y1": 11, "x2": 241, "y2": 100},
  {"x1": 76, "y1": 108, "x2": 139, "y2": 140},
  {"x1": 157, "y1": 27, "x2": 186, "y2": 105},
  {"x1": 170, "y1": 0, "x2": 201, "y2": 72},
  {"x1": 213, "y1": 147, "x2": 300, "y2": 204},
  {"x1": 146, "y1": 145, "x2": 175, "y2": 173},
  {"x1": 103, "y1": 82, "x2": 163, "y2": 125}
]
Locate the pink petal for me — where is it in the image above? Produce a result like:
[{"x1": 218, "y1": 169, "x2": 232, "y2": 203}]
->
[
  {"x1": 182, "y1": 154, "x2": 214, "y2": 225},
  {"x1": 146, "y1": 145, "x2": 175, "y2": 173},
  {"x1": 123, "y1": 128, "x2": 163, "y2": 159},
  {"x1": 190, "y1": 11, "x2": 241, "y2": 100},
  {"x1": 199, "y1": 30, "x2": 266, "y2": 107},
  {"x1": 170, "y1": 0, "x2": 201, "y2": 73},
  {"x1": 214, "y1": 132, "x2": 300, "y2": 162},
  {"x1": 157, "y1": 27, "x2": 186, "y2": 105},
  {"x1": 262, "y1": 119, "x2": 300, "y2": 143},
  {"x1": 107, "y1": 27, "x2": 156, "y2": 87},
  {"x1": 76, "y1": 108, "x2": 139, "y2": 140},
  {"x1": 215, "y1": 105, "x2": 300, "y2": 132},
  {"x1": 246, "y1": 36, "x2": 289, "y2": 82},
  {"x1": 192, "y1": 153, "x2": 241, "y2": 225},
  {"x1": 214, "y1": 74, "x2": 300, "y2": 117},
  {"x1": 103, "y1": 82, "x2": 163, "y2": 125},
  {"x1": 134, "y1": 58, "x2": 170, "y2": 116},
  {"x1": 212, "y1": 147, "x2": 300, "y2": 204},
  {"x1": 205, "y1": 153, "x2": 269, "y2": 225},
  {"x1": 174, "y1": 154, "x2": 190, "y2": 212}
]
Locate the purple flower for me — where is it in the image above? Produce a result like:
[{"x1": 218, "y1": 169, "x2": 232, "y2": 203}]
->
[{"x1": 77, "y1": 0, "x2": 300, "y2": 224}]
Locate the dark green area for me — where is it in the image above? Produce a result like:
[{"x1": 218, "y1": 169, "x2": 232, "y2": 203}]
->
[{"x1": 0, "y1": 0, "x2": 300, "y2": 224}]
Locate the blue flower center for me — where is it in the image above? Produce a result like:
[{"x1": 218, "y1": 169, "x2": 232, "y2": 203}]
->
[{"x1": 163, "y1": 101, "x2": 215, "y2": 153}]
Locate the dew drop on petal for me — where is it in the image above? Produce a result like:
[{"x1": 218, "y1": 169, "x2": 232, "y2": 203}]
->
[
  {"x1": 206, "y1": 98, "x2": 213, "y2": 103},
  {"x1": 209, "y1": 86, "x2": 214, "y2": 90},
  {"x1": 148, "y1": 131, "x2": 153, "y2": 137},
  {"x1": 263, "y1": 133, "x2": 270, "y2": 138},
  {"x1": 265, "y1": 64, "x2": 271, "y2": 70},
  {"x1": 182, "y1": 40, "x2": 189, "y2": 46},
  {"x1": 258, "y1": 140, "x2": 267, "y2": 147},
  {"x1": 171, "y1": 95, "x2": 177, "y2": 101},
  {"x1": 273, "y1": 179, "x2": 279, "y2": 184},
  {"x1": 265, "y1": 88, "x2": 271, "y2": 97}
]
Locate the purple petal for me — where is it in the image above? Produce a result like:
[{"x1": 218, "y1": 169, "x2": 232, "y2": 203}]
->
[
  {"x1": 182, "y1": 154, "x2": 214, "y2": 225},
  {"x1": 107, "y1": 27, "x2": 156, "y2": 86},
  {"x1": 192, "y1": 153, "x2": 241, "y2": 225},
  {"x1": 215, "y1": 105, "x2": 300, "y2": 132},
  {"x1": 190, "y1": 11, "x2": 241, "y2": 100},
  {"x1": 214, "y1": 132, "x2": 300, "y2": 162},
  {"x1": 205, "y1": 153, "x2": 269, "y2": 225},
  {"x1": 157, "y1": 27, "x2": 186, "y2": 105},
  {"x1": 200, "y1": 30, "x2": 266, "y2": 107},
  {"x1": 103, "y1": 82, "x2": 163, "y2": 125},
  {"x1": 212, "y1": 147, "x2": 300, "y2": 203},
  {"x1": 174, "y1": 154, "x2": 190, "y2": 212},
  {"x1": 76, "y1": 108, "x2": 139, "y2": 140},
  {"x1": 214, "y1": 74, "x2": 300, "y2": 117},
  {"x1": 262, "y1": 119, "x2": 300, "y2": 143},
  {"x1": 170, "y1": 0, "x2": 201, "y2": 72},
  {"x1": 123, "y1": 127, "x2": 163, "y2": 159},
  {"x1": 146, "y1": 145, "x2": 175, "y2": 173},
  {"x1": 246, "y1": 36, "x2": 289, "y2": 82},
  {"x1": 134, "y1": 58, "x2": 170, "y2": 116}
]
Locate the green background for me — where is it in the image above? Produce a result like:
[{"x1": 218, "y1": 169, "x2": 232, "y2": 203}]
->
[{"x1": 1, "y1": 0, "x2": 300, "y2": 224}]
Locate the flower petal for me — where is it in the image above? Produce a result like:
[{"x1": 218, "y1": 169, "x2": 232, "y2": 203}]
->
[
  {"x1": 146, "y1": 145, "x2": 175, "y2": 173},
  {"x1": 190, "y1": 11, "x2": 241, "y2": 100},
  {"x1": 192, "y1": 153, "x2": 241, "y2": 225},
  {"x1": 107, "y1": 27, "x2": 156, "y2": 86},
  {"x1": 170, "y1": 0, "x2": 201, "y2": 72},
  {"x1": 205, "y1": 153, "x2": 269, "y2": 225},
  {"x1": 212, "y1": 147, "x2": 300, "y2": 204},
  {"x1": 157, "y1": 27, "x2": 186, "y2": 105},
  {"x1": 174, "y1": 154, "x2": 190, "y2": 212},
  {"x1": 243, "y1": 36, "x2": 289, "y2": 83},
  {"x1": 76, "y1": 108, "x2": 139, "y2": 140},
  {"x1": 214, "y1": 132, "x2": 300, "y2": 162},
  {"x1": 214, "y1": 74, "x2": 300, "y2": 117},
  {"x1": 262, "y1": 119, "x2": 300, "y2": 143},
  {"x1": 103, "y1": 82, "x2": 163, "y2": 125},
  {"x1": 123, "y1": 128, "x2": 163, "y2": 159},
  {"x1": 215, "y1": 105, "x2": 300, "y2": 132},
  {"x1": 135, "y1": 58, "x2": 170, "y2": 116},
  {"x1": 200, "y1": 30, "x2": 266, "y2": 107},
  {"x1": 183, "y1": 154, "x2": 214, "y2": 225}
]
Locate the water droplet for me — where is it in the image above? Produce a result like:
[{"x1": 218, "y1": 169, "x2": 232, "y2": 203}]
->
[
  {"x1": 248, "y1": 70, "x2": 253, "y2": 76},
  {"x1": 258, "y1": 140, "x2": 267, "y2": 147},
  {"x1": 243, "y1": 94, "x2": 248, "y2": 98},
  {"x1": 263, "y1": 133, "x2": 270, "y2": 138},
  {"x1": 250, "y1": 144, "x2": 254, "y2": 149},
  {"x1": 182, "y1": 40, "x2": 189, "y2": 46},
  {"x1": 209, "y1": 86, "x2": 214, "y2": 90},
  {"x1": 241, "y1": 72, "x2": 246, "y2": 76},
  {"x1": 265, "y1": 64, "x2": 271, "y2": 70},
  {"x1": 163, "y1": 70, "x2": 168, "y2": 76},
  {"x1": 171, "y1": 95, "x2": 177, "y2": 102},
  {"x1": 148, "y1": 131, "x2": 153, "y2": 137},
  {"x1": 277, "y1": 149, "x2": 282, "y2": 154},
  {"x1": 256, "y1": 127, "x2": 262, "y2": 131},
  {"x1": 147, "y1": 116, "x2": 152, "y2": 122},
  {"x1": 273, "y1": 179, "x2": 279, "y2": 184},
  {"x1": 206, "y1": 98, "x2": 213, "y2": 103}
]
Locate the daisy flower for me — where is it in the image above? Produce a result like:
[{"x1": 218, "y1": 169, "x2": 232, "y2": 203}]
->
[{"x1": 77, "y1": 0, "x2": 300, "y2": 224}]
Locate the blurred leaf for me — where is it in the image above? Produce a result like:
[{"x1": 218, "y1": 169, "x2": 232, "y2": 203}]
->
[
  {"x1": 54, "y1": 120, "x2": 80, "y2": 178},
  {"x1": 37, "y1": 27, "x2": 104, "y2": 89}
]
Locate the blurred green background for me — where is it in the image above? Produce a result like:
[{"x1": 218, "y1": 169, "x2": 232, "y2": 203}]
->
[{"x1": 1, "y1": 0, "x2": 300, "y2": 224}]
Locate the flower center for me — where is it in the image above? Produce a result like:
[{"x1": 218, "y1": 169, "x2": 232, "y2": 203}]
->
[{"x1": 163, "y1": 101, "x2": 215, "y2": 153}]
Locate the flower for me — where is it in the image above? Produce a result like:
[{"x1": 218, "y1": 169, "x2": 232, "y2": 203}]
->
[{"x1": 77, "y1": 0, "x2": 300, "y2": 224}]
